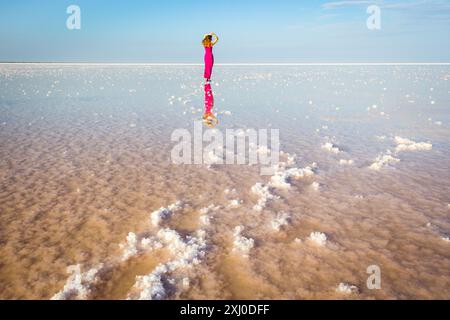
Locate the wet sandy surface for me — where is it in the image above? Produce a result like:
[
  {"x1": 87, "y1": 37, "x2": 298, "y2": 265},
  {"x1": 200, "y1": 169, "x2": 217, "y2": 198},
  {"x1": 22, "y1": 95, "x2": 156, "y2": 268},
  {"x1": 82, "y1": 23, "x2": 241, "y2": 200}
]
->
[{"x1": 0, "y1": 64, "x2": 449, "y2": 299}]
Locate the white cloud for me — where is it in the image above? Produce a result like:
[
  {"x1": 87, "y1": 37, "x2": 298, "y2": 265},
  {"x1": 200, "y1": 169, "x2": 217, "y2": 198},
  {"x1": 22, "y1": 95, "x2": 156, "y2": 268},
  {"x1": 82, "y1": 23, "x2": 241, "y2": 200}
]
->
[
  {"x1": 322, "y1": 0, "x2": 450, "y2": 18},
  {"x1": 322, "y1": 0, "x2": 375, "y2": 10}
]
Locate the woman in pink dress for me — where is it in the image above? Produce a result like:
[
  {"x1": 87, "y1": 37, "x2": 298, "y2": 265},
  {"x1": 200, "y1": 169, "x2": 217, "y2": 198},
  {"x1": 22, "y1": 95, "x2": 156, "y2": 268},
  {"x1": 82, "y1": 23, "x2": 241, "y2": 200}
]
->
[
  {"x1": 202, "y1": 32, "x2": 219, "y2": 127},
  {"x1": 202, "y1": 32, "x2": 219, "y2": 82}
]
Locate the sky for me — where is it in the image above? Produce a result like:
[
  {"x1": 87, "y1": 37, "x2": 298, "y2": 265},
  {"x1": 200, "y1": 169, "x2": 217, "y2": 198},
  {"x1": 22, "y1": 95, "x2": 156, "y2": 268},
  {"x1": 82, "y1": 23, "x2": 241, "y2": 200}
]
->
[{"x1": 0, "y1": 0, "x2": 450, "y2": 62}]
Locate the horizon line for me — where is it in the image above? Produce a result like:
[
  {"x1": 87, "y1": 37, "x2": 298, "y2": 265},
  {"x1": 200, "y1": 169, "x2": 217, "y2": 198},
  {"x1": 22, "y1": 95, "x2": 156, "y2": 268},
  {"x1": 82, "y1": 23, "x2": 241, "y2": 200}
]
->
[{"x1": 1, "y1": 62, "x2": 450, "y2": 66}]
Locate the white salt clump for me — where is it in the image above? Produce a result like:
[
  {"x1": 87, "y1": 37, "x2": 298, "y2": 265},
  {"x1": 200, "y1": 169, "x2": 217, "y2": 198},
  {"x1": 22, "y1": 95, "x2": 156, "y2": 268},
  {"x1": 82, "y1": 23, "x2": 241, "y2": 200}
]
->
[
  {"x1": 151, "y1": 201, "x2": 183, "y2": 227},
  {"x1": 51, "y1": 264, "x2": 104, "y2": 300},
  {"x1": 294, "y1": 238, "x2": 303, "y2": 244},
  {"x1": 232, "y1": 226, "x2": 254, "y2": 257},
  {"x1": 394, "y1": 136, "x2": 432, "y2": 153},
  {"x1": 251, "y1": 183, "x2": 278, "y2": 211},
  {"x1": 121, "y1": 232, "x2": 138, "y2": 260},
  {"x1": 425, "y1": 223, "x2": 450, "y2": 243},
  {"x1": 369, "y1": 154, "x2": 400, "y2": 170},
  {"x1": 141, "y1": 237, "x2": 163, "y2": 251},
  {"x1": 224, "y1": 188, "x2": 237, "y2": 195},
  {"x1": 269, "y1": 164, "x2": 316, "y2": 190},
  {"x1": 322, "y1": 142, "x2": 340, "y2": 154},
  {"x1": 128, "y1": 228, "x2": 207, "y2": 300},
  {"x1": 227, "y1": 187, "x2": 238, "y2": 194},
  {"x1": 251, "y1": 155, "x2": 316, "y2": 209},
  {"x1": 199, "y1": 214, "x2": 211, "y2": 226},
  {"x1": 271, "y1": 212, "x2": 291, "y2": 231},
  {"x1": 182, "y1": 277, "x2": 190, "y2": 288},
  {"x1": 311, "y1": 182, "x2": 320, "y2": 191},
  {"x1": 198, "y1": 204, "x2": 220, "y2": 226},
  {"x1": 120, "y1": 232, "x2": 162, "y2": 261},
  {"x1": 199, "y1": 204, "x2": 220, "y2": 215},
  {"x1": 129, "y1": 264, "x2": 169, "y2": 300},
  {"x1": 339, "y1": 159, "x2": 354, "y2": 165},
  {"x1": 285, "y1": 154, "x2": 297, "y2": 166},
  {"x1": 256, "y1": 145, "x2": 270, "y2": 155},
  {"x1": 159, "y1": 228, "x2": 207, "y2": 269},
  {"x1": 308, "y1": 232, "x2": 327, "y2": 247},
  {"x1": 336, "y1": 283, "x2": 359, "y2": 294},
  {"x1": 199, "y1": 204, "x2": 220, "y2": 226},
  {"x1": 228, "y1": 199, "x2": 243, "y2": 208}
]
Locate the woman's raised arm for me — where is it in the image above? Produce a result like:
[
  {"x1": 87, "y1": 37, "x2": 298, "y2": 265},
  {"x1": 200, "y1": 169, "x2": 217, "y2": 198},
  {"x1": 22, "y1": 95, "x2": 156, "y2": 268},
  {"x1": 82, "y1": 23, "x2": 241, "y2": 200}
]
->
[{"x1": 211, "y1": 32, "x2": 219, "y2": 46}]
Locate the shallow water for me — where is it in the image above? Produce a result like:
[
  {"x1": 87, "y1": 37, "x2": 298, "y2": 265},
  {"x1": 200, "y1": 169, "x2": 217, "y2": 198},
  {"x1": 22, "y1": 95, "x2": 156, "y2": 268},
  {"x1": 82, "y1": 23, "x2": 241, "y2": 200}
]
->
[{"x1": 0, "y1": 64, "x2": 449, "y2": 299}]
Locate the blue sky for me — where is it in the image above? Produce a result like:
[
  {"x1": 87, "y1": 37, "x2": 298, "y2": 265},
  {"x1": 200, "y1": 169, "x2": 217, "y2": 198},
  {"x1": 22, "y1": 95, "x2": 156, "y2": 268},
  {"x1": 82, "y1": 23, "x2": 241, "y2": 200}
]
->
[{"x1": 0, "y1": 0, "x2": 449, "y2": 62}]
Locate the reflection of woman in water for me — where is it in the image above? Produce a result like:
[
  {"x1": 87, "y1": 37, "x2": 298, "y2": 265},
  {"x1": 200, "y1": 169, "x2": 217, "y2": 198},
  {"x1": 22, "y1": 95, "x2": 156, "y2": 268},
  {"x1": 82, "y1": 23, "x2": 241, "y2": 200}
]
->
[
  {"x1": 203, "y1": 82, "x2": 218, "y2": 128},
  {"x1": 202, "y1": 32, "x2": 219, "y2": 82},
  {"x1": 202, "y1": 32, "x2": 219, "y2": 127}
]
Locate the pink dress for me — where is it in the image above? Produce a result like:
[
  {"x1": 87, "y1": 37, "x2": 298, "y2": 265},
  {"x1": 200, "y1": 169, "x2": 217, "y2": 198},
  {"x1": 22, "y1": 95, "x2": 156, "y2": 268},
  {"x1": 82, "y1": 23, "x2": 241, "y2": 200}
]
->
[
  {"x1": 204, "y1": 82, "x2": 214, "y2": 114},
  {"x1": 204, "y1": 46, "x2": 214, "y2": 80}
]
